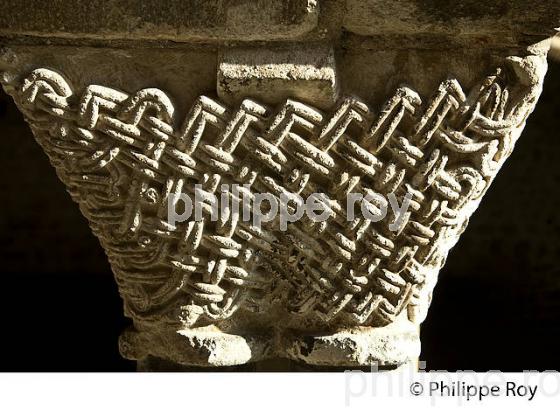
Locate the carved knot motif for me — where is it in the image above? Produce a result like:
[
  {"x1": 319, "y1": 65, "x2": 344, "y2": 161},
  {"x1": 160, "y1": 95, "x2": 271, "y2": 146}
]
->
[{"x1": 2, "y1": 56, "x2": 543, "y2": 331}]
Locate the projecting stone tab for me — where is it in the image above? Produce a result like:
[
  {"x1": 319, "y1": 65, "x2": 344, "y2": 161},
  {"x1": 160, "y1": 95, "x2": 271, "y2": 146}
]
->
[
  {"x1": 218, "y1": 45, "x2": 338, "y2": 109},
  {"x1": 0, "y1": 0, "x2": 319, "y2": 42}
]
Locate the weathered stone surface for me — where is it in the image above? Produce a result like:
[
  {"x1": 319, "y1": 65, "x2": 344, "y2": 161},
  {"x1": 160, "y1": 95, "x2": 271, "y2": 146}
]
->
[
  {"x1": 284, "y1": 320, "x2": 420, "y2": 367},
  {"x1": 120, "y1": 326, "x2": 270, "y2": 367},
  {"x1": 344, "y1": 0, "x2": 560, "y2": 37},
  {"x1": 0, "y1": 0, "x2": 319, "y2": 42}
]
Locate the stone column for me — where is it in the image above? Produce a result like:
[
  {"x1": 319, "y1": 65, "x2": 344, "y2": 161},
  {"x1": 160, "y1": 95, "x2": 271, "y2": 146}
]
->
[{"x1": 0, "y1": 0, "x2": 558, "y2": 370}]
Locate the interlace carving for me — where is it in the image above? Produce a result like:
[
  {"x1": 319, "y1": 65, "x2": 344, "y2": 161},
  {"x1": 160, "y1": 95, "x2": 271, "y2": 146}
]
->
[{"x1": 1, "y1": 57, "x2": 543, "y2": 330}]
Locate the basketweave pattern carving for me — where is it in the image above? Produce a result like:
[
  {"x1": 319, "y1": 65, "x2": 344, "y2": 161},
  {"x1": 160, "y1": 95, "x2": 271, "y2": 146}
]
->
[{"x1": 3, "y1": 59, "x2": 541, "y2": 329}]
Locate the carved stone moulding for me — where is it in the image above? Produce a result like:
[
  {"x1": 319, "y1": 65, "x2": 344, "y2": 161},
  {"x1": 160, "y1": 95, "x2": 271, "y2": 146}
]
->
[{"x1": 0, "y1": 0, "x2": 558, "y2": 370}]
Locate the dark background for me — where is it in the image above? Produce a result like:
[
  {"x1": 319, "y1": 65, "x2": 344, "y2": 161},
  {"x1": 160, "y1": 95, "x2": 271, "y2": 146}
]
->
[{"x1": 0, "y1": 59, "x2": 558, "y2": 372}]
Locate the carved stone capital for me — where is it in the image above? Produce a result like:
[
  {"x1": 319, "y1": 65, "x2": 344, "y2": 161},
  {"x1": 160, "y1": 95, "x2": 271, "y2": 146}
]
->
[{"x1": 0, "y1": 0, "x2": 558, "y2": 370}]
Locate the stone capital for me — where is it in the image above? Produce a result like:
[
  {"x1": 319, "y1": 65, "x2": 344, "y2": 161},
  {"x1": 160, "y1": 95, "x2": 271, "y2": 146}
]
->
[{"x1": 1, "y1": 0, "x2": 558, "y2": 370}]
